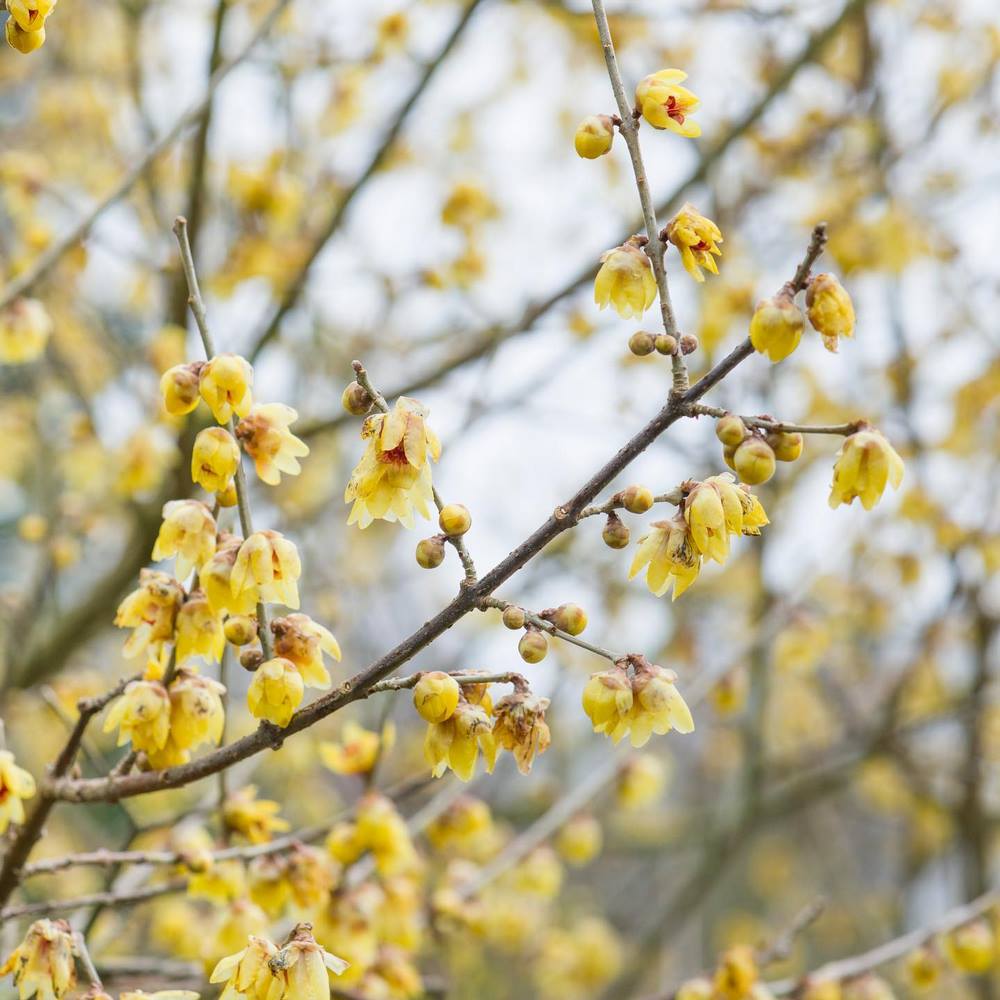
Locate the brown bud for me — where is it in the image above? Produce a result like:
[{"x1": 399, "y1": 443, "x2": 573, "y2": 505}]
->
[
  {"x1": 621, "y1": 484, "x2": 654, "y2": 514},
  {"x1": 416, "y1": 536, "x2": 446, "y2": 569},
  {"x1": 679, "y1": 333, "x2": 699, "y2": 355},
  {"x1": 502, "y1": 606, "x2": 527, "y2": 630},
  {"x1": 240, "y1": 649, "x2": 265, "y2": 671},
  {"x1": 654, "y1": 334, "x2": 678, "y2": 355},
  {"x1": 602, "y1": 512, "x2": 630, "y2": 549},
  {"x1": 341, "y1": 381, "x2": 373, "y2": 416},
  {"x1": 628, "y1": 331, "x2": 656, "y2": 357}
]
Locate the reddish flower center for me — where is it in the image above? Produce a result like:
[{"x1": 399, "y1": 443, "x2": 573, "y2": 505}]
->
[
  {"x1": 664, "y1": 95, "x2": 686, "y2": 125},
  {"x1": 377, "y1": 442, "x2": 410, "y2": 467}
]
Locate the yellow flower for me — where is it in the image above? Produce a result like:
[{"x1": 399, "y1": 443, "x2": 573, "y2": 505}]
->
[
  {"x1": 593, "y1": 239, "x2": 657, "y2": 319},
  {"x1": 664, "y1": 204, "x2": 722, "y2": 282},
  {"x1": 749, "y1": 291, "x2": 805, "y2": 363},
  {"x1": 168, "y1": 669, "x2": 226, "y2": 753},
  {"x1": 492, "y1": 689, "x2": 551, "y2": 774},
  {"x1": 425, "y1": 702, "x2": 498, "y2": 781},
  {"x1": 714, "y1": 945, "x2": 758, "y2": 1000},
  {"x1": 232, "y1": 531, "x2": 302, "y2": 610},
  {"x1": 412, "y1": 671, "x2": 461, "y2": 724},
  {"x1": 355, "y1": 792, "x2": 420, "y2": 876},
  {"x1": 1, "y1": 919, "x2": 76, "y2": 1000},
  {"x1": 284, "y1": 845, "x2": 338, "y2": 909},
  {"x1": 114, "y1": 569, "x2": 184, "y2": 659},
  {"x1": 223, "y1": 785, "x2": 290, "y2": 844},
  {"x1": 616, "y1": 754, "x2": 667, "y2": 809},
  {"x1": 581, "y1": 668, "x2": 633, "y2": 742},
  {"x1": 574, "y1": 115, "x2": 615, "y2": 159},
  {"x1": 199, "y1": 354, "x2": 253, "y2": 424},
  {"x1": 319, "y1": 721, "x2": 395, "y2": 776},
  {"x1": 175, "y1": 591, "x2": 225, "y2": 665},
  {"x1": 270, "y1": 613, "x2": 340, "y2": 688},
  {"x1": 187, "y1": 858, "x2": 246, "y2": 904},
  {"x1": 345, "y1": 397, "x2": 441, "y2": 529},
  {"x1": 5, "y1": 18, "x2": 46, "y2": 53},
  {"x1": 160, "y1": 363, "x2": 203, "y2": 416},
  {"x1": 247, "y1": 855, "x2": 292, "y2": 917},
  {"x1": 635, "y1": 68, "x2": 701, "y2": 137},
  {"x1": 684, "y1": 479, "x2": 730, "y2": 564},
  {"x1": 191, "y1": 427, "x2": 240, "y2": 494},
  {"x1": 103, "y1": 679, "x2": 171, "y2": 759},
  {"x1": 628, "y1": 661, "x2": 695, "y2": 746},
  {"x1": 152, "y1": 499, "x2": 217, "y2": 580},
  {"x1": 235, "y1": 403, "x2": 310, "y2": 486},
  {"x1": 210, "y1": 935, "x2": 278, "y2": 1000},
  {"x1": 943, "y1": 919, "x2": 995, "y2": 974},
  {"x1": 0, "y1": 298, "x2": 51, "y2": 362},
  {"x1": 629, "y1": 518, "x2": 701, "y2": 599},
  {"x1": 806, "y1": 272, "x2": 855, "y2": 352},
  {"x1": 829, "y1": 426, "x2": 904, "y2": 510},
  {"x1": 7, "y1": 0, "x2": 56, "y2": 31},
  {"x1": 440, "y1": 182, "x2": 497, "y2": 230},
  {"x1": 905, "y1": 946, "x2": 942, "y2": 990},
  {"x1": 555, "y1": 814, "x2": 602, "y2": 867},
  {"x1": 0, "y1": 751, "x2": 36, "y2": 834},
  {"x1": 247, "y1": 657, "x2": 304, "y2": 727},
  {"x1": 201, "y1": 537, "x2": 258, "y2": 616}
]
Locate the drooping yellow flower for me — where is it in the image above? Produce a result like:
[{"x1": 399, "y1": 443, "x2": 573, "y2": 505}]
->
[
  {"x1": 283, "y1": 845, "x2": 338, "y2": 910},
  {"x1": 231, "y1": 531, "x2": 302, "y2": 610},
  {"x1": 943, "y1": 919, "x2": 995, "y2": 974},
  {"x1": 5, "y1": 18, "x2": 46, "y2": 53},
  {"x1": 160, "y1": 363, "x2": 203, "y2": 416},
  {"x1": 199, "y1": 354, "x2": 253, "y2": 424},
  {"x1": 7, "y1": 0, "x2": 56, "y2": 31},
  {"x1": 424, "y1": 701, "x2": 498, "y2": 781},
  {"x1": 593, "y1": 239, "x2": 657, "y2": 319},
  {"x1": 1, "y1": 919, "x2": 76, "y2": 1000},
  {"x1": 270, "y1": 613, "x2": 340, "y2": 688},
  {"x1": 223, "y1": 785, "x2": 290, "y2": 844},
  {"x1": 574, "y1": 115, "x2": 615, "y2": 159},
  {"x1": 152, "y1": 499, "x2": 217, "y2": 580},
  {"x1": 555, "y1": 813, "x2": 602, "y2": 867},
  {"x1": 345, "y1": 397, "x2": 441, "y2": 529},
  {"x1": 806, "y1": 272, "x2": 855, "y2": 352},
  {"x1": 440, "y1": 182, "x2": 498, "y2": 230},
  {"x1": 664, "y1": 204, "x2": 722, "y2": 282},
  {"x1": 247, "y1": 855, "x2": 292, "y2": 917},
  {"x1": 191, "y1": 427, "x2": 240, "y2": 494},
  {"x1": 412, "y1": 671, "x2": 461, "y2": 724},
  {"x1": 102, "y1": 679, "x2": 171, "y2": 759},
  {"x1": 616, "y1": 754, "x2": 668, "y2": 809},
  {"x1": 210, "y1": 935, "x2": 279, "y2": 1000},
  {"x1": 319, "y1": 721, "x2": 395, "y2": 776},
  {"x1": 749, "y1": 291, "x2": 805, "y2": 363},
  {"x1": 175, "y1": 591, "x2": 225, "y2": 665},
  {"x1": 635, "y1": 69, "x2": 701, "y2": 137},
  {"x1": 684, "y1": 479, "x2": 730, "y2": 564},
  {"x1": 168, "y1": 669, "x2": 226, "y2": 754},
  {"x1": 629, "y1": 518, "x2": 701, "y2": 599},
  {"x1": 628, "y1": 661, "x2": 695, "y2": 746},
  {"x1": 114, "y1": 569, "x2": 185, "y2": 659},
  {"x1": 491, "y1": 689, "x2": 551, "y2": 774},
  {"x1": 0, "y1": 298, "x2": 51, "y2": 362},
  {"x1": 235, "y1": 403, "x2": 310, "y2": 486},
  {"x1": 354, "y1": 792, "x2": 420, "y2": 876},
  {"x1": 201, "y1": 536, "x2": 258, "y2": 616},
  {"x1": 247, "y1": 657, "x2": 304, "y2": 727},
  {"x1": 714, "y1": 945, "x2": 758, "y2": 1000},
  {"x1": 0, "y1": 751, "x2": 36, "y2": 834},
  {"x1": 581, "y1": 668, "x2": 633, "y2": 742},
  {"x1": 829, "y1": 426, "x2": 904, "y2": 510}
]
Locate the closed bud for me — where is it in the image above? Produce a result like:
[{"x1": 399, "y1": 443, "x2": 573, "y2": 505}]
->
[
  {"x1": 723, "y1": 443, "x2": 738, "y2": 471},
  {"x1": 621, "y1": 484, "x2": 654, "y2": 514},
  {"x1": 733, "y1": 437, "x2": 776, "y2": 485},
  {"x1": 551, "y1": 603, "x2": 587, "y2": 636},
  {"x1": 679, "y1": 333, "x2": 699, "y2": 355},
  {"x1": 574, "y1": 115, "x2": 615, "y2": 159},
  {"x1": 416, "y1": 536, "x2": 446, "y2": 569},
  {"x1": 240, "y1": 649, "x2": 265, "y2": 671},
  {"x1": 768, "y1": 430, "x2": 803, "y2": 462},
  {"x1": 216, "y1": 481, "x2": 239, "y2": 507},
  {"x1": 439, "y1": 503, "x2": 472, "y2": 536},
  {"x1": 715, "y1": 414, "x2": 747, "y2": 448},
  {"x1": 518, "y1": 629, "x2": 548, "y2": 664},
  {"x1": 413, "y1": 671, "x2": 461, "y2": 724},
  {"x1": 654, "y1": 334, "x2": 677, "y2": 355},
  {"x1": 806, "y1": 272, "x2": 855, "y2": 352},
  {"x1": 5, "y1": 19, "x2": 46, "y2": 54},
  {"x1": 602, "y1": 513, "x2": 630, "y2": 549},
  {"x1": 750, "y1": 292, "x2": 805, "y2": 364},
  {"x1": 341, "y1": 381, "x2": 373, "y2": 416},
  {"x1": 224, "y1": 615, "x2": 258, "y2": 646},
  {"x1": 160, "y1": 363, "x2": 202, "y2": 416},
  {"x1": 502, "y1": 606, "x2": 526, "y2": 630},
  {"x1": 628, "y1": 331, "x2": 656, "y2": 356}
]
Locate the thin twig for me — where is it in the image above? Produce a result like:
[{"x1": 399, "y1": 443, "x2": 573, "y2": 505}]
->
[
  {"x1": 1, "y1": 880, "x2": 187, "y2": 922},
  {"x1": 688, "y1": 405, "x2": 861, "y2": 437}
]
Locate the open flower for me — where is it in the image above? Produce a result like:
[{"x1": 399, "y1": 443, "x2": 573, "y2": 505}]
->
[
  {"x1": 103, "y1": 679, "x2": 171, "y2": 759},
  {"x1": 270, "y1": 613, "x2": 340, "y2": 689},
  {"x1": 0, "y1": 751, "x2": 36, "y2": 834},
  {"x1": 236, "y1": 403, "x2": 310, "y2": 486},
  {"x1": 169, "y1": 670, "x2": 226, "y2": 754},
  {"x1": 320, "y1": 721, "x2": 395, "y2": 776},
  {"x1": 232, "y1": 531, "x2": 302, "y2": 610},
  {"x1": 175, "y1": 591, "x2": 225, "y2": 665},
  {"x1": 210, "y1": 935, "x2": 279, "y2": 1000},
  {"x1": 191, "y1": 427, "x2": 240, "y2": 494},
  {"x1": 582, "y1": 668, "x2": 633, "y2": 743},
  {"x1": 224, "y1": 785, "x2": 290, "y2": 844},
  {"x1": 593, "y1": 239, "x2": 656, "y2": 319},
  {"x1": 664, "y1": 204, "x2": 722, "y2": 282},
  {"x1": 1, "y1": 919, "x2": 76, "y2": 1000},
  {"x1": 114, "y1": 569, "x2": 185, "y2": 660},
  {"x1": 492, "y1": 690, "x2": 551, "y2": 774},
  {"x1": 635, "y1": 69, "x2": 701, "y2": 137},
  {"x1": 201, "y1": 536, "x2": 258, "y2": 616},
  {"x1": 152, "y1": 499, "x2": 216, "y2": 580},
  {"x1": 345, "y1": 397, "x2": 440, "y2": 529},
  {"x1": 200, "y1": 354, "x2": 253, "y2": 424},
  {"x1": 628, "y1": 661, "x2": 694, "y2": 746},
  {"x1": 424, "y1": 702, "x2": 498, "y2": 781},
  {"x1": 829, "y1": 426, "x2": 904, "y2": 510},
  {"x1": 629, "y1": 518, "x2": 701, "y2": 599},
  {"x1": 248, "y1": 657, "x2": 304, "y2": 728}
]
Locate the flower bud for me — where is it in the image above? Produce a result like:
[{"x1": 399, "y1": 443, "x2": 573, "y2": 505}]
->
[
  {"x1": 628, "y1": 331, "x2": 656, "y2": 356},
  {"x1": 806, "y1": 272, "x2": 855, "y2": 352},
  {"x1": 715, "y1": 414, "x2": 747, "y2": 448},
  {"x1": 574, "y1": 114, "x2": 615, "y2": 159},
  {"x1": 341, "y1": 380, "x2": 373, "y2": 416},
  {"x1": 501, "y1": 606, "x2": 526, "y2": 630},
  {"x1": 5, "y1": 19, "x2": 46, "y2": 54},
  {"x1": 191, "y1": 427, "x2": 240, "y2": 494},
  {"x1": 654, "y1": 334, "x2": 677, "y2": 355},
  {"x1": 518, "y1": 629, "x2": 548, "y2": 664},
  {"x1": 240, "y1": 649, "x2": 265, "y2": 671},
  {"x1": 749, "y1": 292, "x2": 805, "y2": 363},
  {"x1": 733, "y1": 437, "x2": 776, "y2": 485},
  {"x1": 416, "y1": 536, "x2": 446, "y2": 569},
  {"x1": 621, "y1": 484, "x2": 654, "y2": 514},
  {"x1": 224, "y1": 615, "x2": 258, "y2": 646},
  {"x1": 602, "y1": 513, "x2": 630, "y2": 549},
  {"x1": 722, "y1": 444, "x2": 738, "y2": 471},
  {"x1": 413, "y1": 671, "x2": 461, "y2": 724},
  {"x1": 160, "y1": 363, "x2": 202, "y2": 416},
  {"x1": 767, "y1": 430, "x2": 803, "y2": 462},
  {"x1": 439, "y1": 503, "x2": 472, "y2": 536},
  {"x1": 551, "y1": 603, "x2": 587, "y2": 636},
  {"x1": 679, "y1": 333, "x2": 699, "y2": 355}
]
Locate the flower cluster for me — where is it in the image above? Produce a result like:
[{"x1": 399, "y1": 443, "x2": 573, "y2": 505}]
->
[{"x1": 326, "y1": 792, "x2": 419, "y2": 876}]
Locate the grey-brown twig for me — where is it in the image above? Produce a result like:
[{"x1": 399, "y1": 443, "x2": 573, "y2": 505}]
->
[{"x1": 689, "y1": 405, "x2": 862, "y2": 437}]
